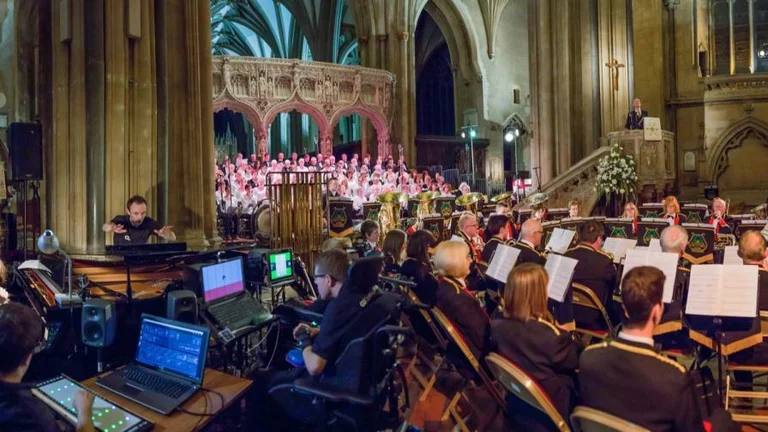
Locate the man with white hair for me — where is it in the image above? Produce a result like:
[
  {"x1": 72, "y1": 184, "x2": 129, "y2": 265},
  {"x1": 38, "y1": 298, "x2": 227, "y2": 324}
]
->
[
  {"x1": 660, "y1": 225, "x2": 691, "y2": 268},
  {"x1": 511, "y1": 219, "x2": 546, "y2": 266},
  {"x1": 706, "y1": 197, "x2": 731, "y2": 234}
]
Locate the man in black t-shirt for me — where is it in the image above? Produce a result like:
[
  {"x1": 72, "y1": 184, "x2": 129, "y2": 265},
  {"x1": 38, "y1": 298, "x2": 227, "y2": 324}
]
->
[
  {"x1": 103, "y1": 195, "x2": 175, "y2": 245},
  {"x1": 0, "y1": 303, "x2": 95, "y2": 431}
]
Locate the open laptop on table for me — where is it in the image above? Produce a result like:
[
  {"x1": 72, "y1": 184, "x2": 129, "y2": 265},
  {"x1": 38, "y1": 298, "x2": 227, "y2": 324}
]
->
[
  {"x1": 201, "y1": 257, "x2": 272, "y2": 332},
  {"x1": 96, "y1": 314, "x2": 210, "y2": 415}
]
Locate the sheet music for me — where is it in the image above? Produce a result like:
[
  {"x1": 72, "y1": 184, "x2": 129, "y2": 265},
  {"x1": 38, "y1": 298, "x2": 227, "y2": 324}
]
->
[
  {"x1": 485, "y1": 245, "x2": 521, "y2": 282},
  {"x1": 621, "y1": 249, "x2": 678, "y2": 303},
  {"x1": 686, "y1": 265, "x2": 758, "y2": 317},
  {"x1": 642, "y1": 217, "x2": 673, "y2": 226},
  {"x1": 648, "y1": 239, "x2": 662, "y2": 252},
  {"x1": 602, "y1": 238, "x2": 638, "y2": 264},
  {"x1": 723, "y1": 246, "x2": 743, "y2": 266},
  {"x1": 545, "y1": 254, "x2": 578, "y2": 302},
  {"x1": 545, "y1": 228, "x2": 576, "y2": 254},
  {"x1": 682, "y1": 223, "x2": 714, "y2": 229}
]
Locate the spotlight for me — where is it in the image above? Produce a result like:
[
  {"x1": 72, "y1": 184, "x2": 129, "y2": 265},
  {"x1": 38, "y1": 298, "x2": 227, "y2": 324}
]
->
[
  {"x1": 461, "y1": 131, "x2": 466, "y2": 139},
  {"x1": 515, "y1": 129, "x2": 520, "y2": 137},
  {"x1": 759, "y1": 49, "x2": 767, "y2": 59},
  {"x1": 470, "y1": 129, "x2": 476, "y2": 138},
  {"x1": 505, "y1": 132, "x2": 514, "y2": 142}
]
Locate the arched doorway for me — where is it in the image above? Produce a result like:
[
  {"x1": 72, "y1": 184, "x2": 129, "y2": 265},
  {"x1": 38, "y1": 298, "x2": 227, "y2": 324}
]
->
[{"x1": 268, "y1": 110, "x2": 320, "y2": 157}]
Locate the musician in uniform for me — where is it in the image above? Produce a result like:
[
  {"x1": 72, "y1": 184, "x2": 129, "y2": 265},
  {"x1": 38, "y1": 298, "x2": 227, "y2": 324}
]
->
[
  {"x1": 494, "y1": 200, "x2": 515, "y2": 239},
  {"x1": 533, "y1": 205, "x2": 548, "y2": 222},
  {"x1": 434, "y1": 241, "x2": 490, "y2": 360},
  {"x1": 480, "y1": 214, "x2": 512, "y2": 314},
  {"x1": 491, "y1": 264, "x2": 580, "y2": 426},
  {"x1": 662, "y1": 196, "x2": 687, "y2": 225},
  {"x1": 706, "y1": 197, "x2": 732, "y2": 234},
  {"x1": 579, "y1": 266, "x2": 737, "y2": 431},
  {"x1": 400, "y1": 230, "x2": 439, "y2": 306},
  {"x1": 568, "y1": 199, "x2": 580, "y2": 218},
  {"x1": 564, "y1": 221, "x2": 617, "y2": 330},
  {"x1": 359, "y1": 220, "x2": 380, "y2": 256},
  {"x1": 103, "y1": 195, "x2": 175, "y2": 245},
  {"x1": 621, "y1": 202, "x2": 640, "y2": 236},
  {"x1": 657, "y1": 226, "x2": 692, "y2": 348},
  {"x1": 511, "y1": 219, "x2": 547, "y2": 266}
]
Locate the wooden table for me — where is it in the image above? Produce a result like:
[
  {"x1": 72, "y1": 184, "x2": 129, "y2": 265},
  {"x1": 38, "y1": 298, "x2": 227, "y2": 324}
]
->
[{"x1": 81, "y1": 368, "x2": 252, "y2": 431}]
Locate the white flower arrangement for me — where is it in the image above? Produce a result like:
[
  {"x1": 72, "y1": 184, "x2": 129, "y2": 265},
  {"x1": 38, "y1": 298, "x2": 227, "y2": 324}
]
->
[{"x1": 595, "y1": 143, "x2": 637, "y2": 203}]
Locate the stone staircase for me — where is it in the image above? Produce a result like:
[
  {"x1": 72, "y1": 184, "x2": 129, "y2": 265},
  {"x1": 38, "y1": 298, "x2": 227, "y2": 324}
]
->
[{"x1": 514, "y1": 146, "x2": 611, "y2": 213}]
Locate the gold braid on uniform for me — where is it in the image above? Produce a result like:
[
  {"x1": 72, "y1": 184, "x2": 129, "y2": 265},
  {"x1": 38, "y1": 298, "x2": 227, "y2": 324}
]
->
[{"x1": 585, "y1": 340, "x2": 686, "y2": 373}]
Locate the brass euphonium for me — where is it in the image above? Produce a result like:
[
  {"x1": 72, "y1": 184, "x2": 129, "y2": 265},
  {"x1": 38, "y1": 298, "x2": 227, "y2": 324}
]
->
[
  {"x1": 455, "y1": 192, "x2": 485, "y2": 215},
  {"x1": 413, "y1": 191, "x2": 440, "y2": 220},
  {"x1": 377, "y1": 192, "x2": 408, "y2": 238}
]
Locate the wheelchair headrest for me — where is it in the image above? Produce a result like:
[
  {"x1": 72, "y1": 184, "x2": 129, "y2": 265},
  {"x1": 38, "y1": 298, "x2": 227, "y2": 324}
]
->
[{"x1": 348, "y1": 256, "x2": 384, "y2": 289}]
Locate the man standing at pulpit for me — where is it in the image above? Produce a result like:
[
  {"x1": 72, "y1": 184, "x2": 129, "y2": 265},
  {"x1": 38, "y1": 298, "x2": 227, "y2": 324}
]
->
[{"x1": 625, "y1": 98, "x2": 648, "y2": 130}]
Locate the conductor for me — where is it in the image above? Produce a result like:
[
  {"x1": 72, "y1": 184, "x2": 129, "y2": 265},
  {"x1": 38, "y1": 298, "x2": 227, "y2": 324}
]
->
[
  {"x1": 103, "y1": 195, "x2": 176, "y2": 245},
  {"x1": 624, "y1": 98, "x2": 648, "y2": 130}
]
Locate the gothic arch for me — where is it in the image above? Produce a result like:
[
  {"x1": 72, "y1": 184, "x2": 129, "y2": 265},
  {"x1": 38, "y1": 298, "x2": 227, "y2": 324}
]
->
[
  {"x1": 263, "y1": 98, "x2": 331, "y2": 135},
  {"x1": 330, "y1": 105, "x2": 388, "y2": 138},
  {"x1": 417, "y1": 0, "x2": 485, "y2": 84},
  {"x1": 212, "y1": 93, "x2": 264, "y2": 132},
  {"x1": 707, "y1": 117, "x2": 768, "y2": 182}
]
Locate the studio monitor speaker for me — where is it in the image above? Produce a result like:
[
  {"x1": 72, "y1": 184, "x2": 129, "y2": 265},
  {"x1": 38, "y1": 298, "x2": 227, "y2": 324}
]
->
[
  {"x1": 81, "y1": 299, "x2": 117, "y2": 348},
  {"x1": 167, "y1": 290, "x2": 198, "y2": 324},
  {"x1": 8, "y1": 122, "x2": 43, "y2": 181}
]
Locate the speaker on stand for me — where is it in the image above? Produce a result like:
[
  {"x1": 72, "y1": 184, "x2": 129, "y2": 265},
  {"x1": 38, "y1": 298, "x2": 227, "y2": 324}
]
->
[
  {"x1": 8, "y1": 122, "x2": 43, "y2": 258},
  {"x1": 167, "y1": 290, "x2": 199, "y2": 324},
  {"x1": 81, "y1": 299, "x2": 117, "y2": 373}
]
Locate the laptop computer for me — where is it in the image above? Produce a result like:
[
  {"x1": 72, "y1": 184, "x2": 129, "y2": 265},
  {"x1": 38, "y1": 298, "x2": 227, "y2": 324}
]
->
[
  {"x1": 96, "y1": 314, "x2": 210, "y2": 415},
  {"x1": 201, "y1": 257, "x2": 272, "y2": 331}
]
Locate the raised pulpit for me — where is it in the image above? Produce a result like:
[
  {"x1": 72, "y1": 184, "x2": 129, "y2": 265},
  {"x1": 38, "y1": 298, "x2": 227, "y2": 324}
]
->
[{"x1": 604, "y1": 129, "x2": 676, "y2": 201}]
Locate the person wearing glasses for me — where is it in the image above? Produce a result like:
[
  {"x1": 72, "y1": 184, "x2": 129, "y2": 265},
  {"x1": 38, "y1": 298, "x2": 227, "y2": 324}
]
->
[
  {"x1": 0, "y1": 303, "x2": 95, "y2": 432},
  {"x1": 510, "y1": 219, "x2": 546, "y2": 266}
]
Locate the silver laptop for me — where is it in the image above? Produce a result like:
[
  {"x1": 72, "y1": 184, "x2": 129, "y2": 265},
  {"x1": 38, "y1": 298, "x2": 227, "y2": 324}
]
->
[{"x1": 96, "y1": 314, "x2": 210, "y2": 415}]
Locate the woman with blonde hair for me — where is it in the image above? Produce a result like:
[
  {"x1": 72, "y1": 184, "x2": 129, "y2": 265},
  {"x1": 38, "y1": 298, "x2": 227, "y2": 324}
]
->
[
  {"x1": 491, "y1": 263, "x2": 579, "y2": 426},
  {"x1": 662, "y1": 196, "x2": 686, "y2": 225},
  {"x1": 434, "y1": 240, "x2": 489, "y2": 359},
  {"x1": 622, "y1": 202, "x2": 640, "y2": 236}
]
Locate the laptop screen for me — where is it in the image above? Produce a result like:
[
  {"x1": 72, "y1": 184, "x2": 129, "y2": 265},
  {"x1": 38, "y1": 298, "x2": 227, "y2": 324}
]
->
[
  {"x1": 135, "y1": 316, "x2": 209, "y2": 383},
  {"x1": 201, "y1": 258, "x2": 245, "y2": 303},
  {"x1": 267, "y1": 249, "x2": 294, "y2": 285}
]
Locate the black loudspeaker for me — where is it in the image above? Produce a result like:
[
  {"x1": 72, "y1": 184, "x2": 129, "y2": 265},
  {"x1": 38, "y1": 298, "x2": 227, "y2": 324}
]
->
[
  {"x1": 81, "y1": 299, "x2": 117, "y2": 348},
  {"x1": 167, "y1": 290, "x2": 198, "y2": 324},
  {"x1": 8, "y1": 122, "x2": 43, "y2": 180}
]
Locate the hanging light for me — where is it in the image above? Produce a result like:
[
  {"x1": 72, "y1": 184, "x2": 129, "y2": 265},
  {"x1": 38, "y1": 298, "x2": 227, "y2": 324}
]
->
[{"x1": 504, "y1": 132, "x2": 514, "y2": 142}]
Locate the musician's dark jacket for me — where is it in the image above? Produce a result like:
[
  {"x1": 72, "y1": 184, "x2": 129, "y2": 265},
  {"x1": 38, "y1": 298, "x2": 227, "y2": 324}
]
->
[
  {"x1": 564, "y1": 244, "x2": 617, "y2": 305},
  {"x1": 491, "y1": 317, "x2": 579, "y2": 421},
  {"x1": 625, "y1": 109, "x2": 649, "y2": 130},
  {"x1": 456, "y1": 230, "x2": 484, "y2": 292},
  {"x1": 400, "y1": 258, "x2": 438, "y2": 306},
  {"x1": 0, "y1": 380, "x2": 61, "y2": 432},
  {"x1": 579, "y1": 336, "x2": 706, "y2": 431},
  {"x1": 480, "y1": 237, "x2": 506, "y2": 314},
  {"x1": 509, "y1": 240, "x2": 547, "y2": 266},
  {"x1": 436, "y1": 276, "x2": 490, "y2": 360}
]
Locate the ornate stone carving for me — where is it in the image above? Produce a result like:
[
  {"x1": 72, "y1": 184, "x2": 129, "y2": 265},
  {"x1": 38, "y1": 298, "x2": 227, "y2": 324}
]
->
[
  {"x1": 212, "y1": 56, "x2": 396, "y2": 156},
  {"x1": 706, "y1": 117, "x2": 768, "y2": 182}
]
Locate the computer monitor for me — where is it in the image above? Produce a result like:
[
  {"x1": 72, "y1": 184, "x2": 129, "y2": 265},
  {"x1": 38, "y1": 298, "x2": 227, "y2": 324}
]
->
[
  {"x1": 266, "y1": 249, "x2": 294, "y2": 286},
  {"x1": 135, "y1": 314, "x2": 209, "y2": 384},
  {"x1": 200, "y1": 258, "x2": 245, "y2": 303}
]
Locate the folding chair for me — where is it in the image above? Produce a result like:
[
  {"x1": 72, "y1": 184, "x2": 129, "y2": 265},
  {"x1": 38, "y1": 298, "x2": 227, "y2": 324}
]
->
[
  {"x1": 572, "y1": 283, "x2": 615, "y2": 342},
  {"x1": 399, "y1": 290, "x2": 448, "y2": 403},
  {"x1": 724, "y1": 311, "x2": 768, "y2": 423},
  {"x1": 430, "y1": 308, "x2": 506, "y2": 432},
  {"x1": 484, "y1": 352, "x2": 570, "y2": 432},
  {"x1": 570, "y1": 406, "x2": 649, "y2": 432}
]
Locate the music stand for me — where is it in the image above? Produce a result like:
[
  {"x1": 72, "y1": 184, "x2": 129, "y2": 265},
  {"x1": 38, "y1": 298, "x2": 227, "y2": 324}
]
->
[
  {"x1": 682, "y1": 204, "x2": 708, "y2": 224},
  {"x1": 421, "y1": 216, "x2": 446, "y2": 243},
  {"x1": 407, "y1": 199, "x2": 421, "y2": 218},
  {"x1": 735, "y1": 220, "x2": 767, "y2": 238},
  {"x1": 604, "y1": 218, "x2": 635, "y2": 239},
  {"x1": 682, "y1": 224, "x2": 715, "y2": 264},
  {"x1": 435, "y1": 197, "x2": 456, "y2": 219},
  {"x1": 548, "y1": 208, "x2": 569, "y2": 222},
  {"x1": 448, "y1": 212, "x2": 462, "y2": 237},
  {"x1": 639, "y1": 203, "x2": 663, "y2": 218},
  {"x1": 637, "y1": 220, "x2": 669, "y2": 246},
  {"x1": 327, "y1": 199, "x2": 355, "y2": 238},
  {"x1": 541, "y1": 221, "x2": 561, "y2": 252},
  {"x1": 362, "y1": 202, "x2": 382, "y2": 222}
]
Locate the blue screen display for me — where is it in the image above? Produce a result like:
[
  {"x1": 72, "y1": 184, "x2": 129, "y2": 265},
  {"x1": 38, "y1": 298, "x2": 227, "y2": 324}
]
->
[{"x1": 135, "y1": 318, "x2": 206, "y2": 382}]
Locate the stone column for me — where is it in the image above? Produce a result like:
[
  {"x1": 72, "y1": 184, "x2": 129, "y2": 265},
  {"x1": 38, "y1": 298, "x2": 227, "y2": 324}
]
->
[{"x1": 529, "y1": 0, "x2": 555, "y2": 186}]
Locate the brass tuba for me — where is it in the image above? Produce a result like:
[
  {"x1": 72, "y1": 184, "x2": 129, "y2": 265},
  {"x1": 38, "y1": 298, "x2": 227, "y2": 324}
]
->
[
  {"x1": 413, "y1": 191, "x2": 441, "y2": 220},
  {"x1": 377, "y1": 192, "x2": 408, "y2": 239},
  {"x1": 455, "y1": 192, "x2": 485, "y2": 216}
]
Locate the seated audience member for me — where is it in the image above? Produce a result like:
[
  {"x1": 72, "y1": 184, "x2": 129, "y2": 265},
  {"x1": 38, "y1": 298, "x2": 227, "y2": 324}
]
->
[
  {"x1": 579, "y1": 266, "x2": 737, "y2": 432},
  {"x1": 568, "y1": 199, "x2": 580, "y2": 218},
  {"x1": 0, "y1": 303, "x2": 95, "y2": 432},
  {"x1": 492, "y1": 264, "x2": 579, "y2": 427},
  {"x1": 250, "y1": 249, "x2": 398, "y2": 430},
  {"x1": 400, "y1": 230, "x2": 439, "y2": 306},
  {"x1": 481, "y1": 214, "x2": 511, "y2": 314},
  {"x1": 381, "y1": 229, "x2": 407, "y2": 273},
  {"x1": 662, "y1": 196, "x2": 687, "y2": 225},
  {"x1": 434, "y1": 240, "x2": 490, "y2": 360},
  {"x1": 564, "y1": 221, "x2": 617, "y2": 328},
  {"x1": 511, "y1": 219, "x2": 547, "y2": 266},
  {"x1": 622, "y1": 202, "x2": 640, "y2": 236},
  {"x1": 360, "y1": 220, "x2": 380, "y2": 256}
]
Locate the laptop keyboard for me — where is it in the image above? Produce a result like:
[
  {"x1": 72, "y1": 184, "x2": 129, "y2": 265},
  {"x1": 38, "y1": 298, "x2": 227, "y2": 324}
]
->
[
  {"x1": 121, "y1": 367, "x2": 190, "y2": 399},
  {"x1": 209, "y1": 297, "x2": 267, "y2": 330}
]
